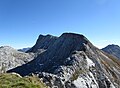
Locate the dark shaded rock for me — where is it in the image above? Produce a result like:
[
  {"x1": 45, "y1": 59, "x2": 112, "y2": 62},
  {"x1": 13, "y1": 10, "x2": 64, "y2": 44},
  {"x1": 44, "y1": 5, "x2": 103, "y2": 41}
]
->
[{"x1": 27, "y1": 34, "x2": 57, "y2": 53}]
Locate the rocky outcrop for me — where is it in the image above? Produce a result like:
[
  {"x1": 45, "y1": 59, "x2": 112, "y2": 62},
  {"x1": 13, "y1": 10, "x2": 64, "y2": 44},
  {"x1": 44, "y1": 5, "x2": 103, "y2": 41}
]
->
[
  {"x1": 0, "y1": 46, "x2": 35, "y2": 73},
  {"x1": 8, "y1": 33, "x2": 120, "y2": 88},
  {"x1": 102, "y1": 44, "x2": 120, "y2": 59}
]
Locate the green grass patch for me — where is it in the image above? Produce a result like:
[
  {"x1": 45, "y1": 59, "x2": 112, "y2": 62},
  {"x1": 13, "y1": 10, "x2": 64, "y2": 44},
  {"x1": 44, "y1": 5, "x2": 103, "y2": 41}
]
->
[{"x1": 0, "y1": 73, "x2": 47, "y2": 88}]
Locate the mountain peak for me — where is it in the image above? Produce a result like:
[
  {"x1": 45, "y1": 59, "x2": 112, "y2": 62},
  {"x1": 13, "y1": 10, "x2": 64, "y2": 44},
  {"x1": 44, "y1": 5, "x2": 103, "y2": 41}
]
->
[
  {"x1": 102, "y1": 44, "x2": 120, "y2": 59},
  {"x1": 27, "y1": 33, "x2": 89, "y2": 53},
  {"x1": 8, "y1": 33, "x2": 120, "y2": 88}
]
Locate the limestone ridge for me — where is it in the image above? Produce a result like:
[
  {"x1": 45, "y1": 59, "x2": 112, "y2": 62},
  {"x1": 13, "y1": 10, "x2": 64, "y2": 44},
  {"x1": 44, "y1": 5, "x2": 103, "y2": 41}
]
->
[
  {"x1": 8, "y1": 33, "x2": 120, "y2": 88},
  {"x1": 0, "y1": 46, "x2": 34, "y2": 73}
]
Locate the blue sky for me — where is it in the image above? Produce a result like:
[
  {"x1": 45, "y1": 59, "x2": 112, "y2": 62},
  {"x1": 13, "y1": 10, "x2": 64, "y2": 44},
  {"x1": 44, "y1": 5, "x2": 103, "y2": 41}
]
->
[{"x1": 0, "y1": 0, "x2": 120, "y2": 49}]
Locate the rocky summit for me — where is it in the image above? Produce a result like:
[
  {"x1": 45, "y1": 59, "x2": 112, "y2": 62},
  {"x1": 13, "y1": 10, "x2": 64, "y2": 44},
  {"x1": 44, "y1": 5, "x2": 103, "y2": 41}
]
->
[
  {"x1": 102, "y1": 44, "x2": 120, "y2": 60},
  {"x1": 8, "y1": 33, "x2": 120, "y2": 88},
  {"x1": 27, "y1": 34, "x2": 57, "y2": 53}
]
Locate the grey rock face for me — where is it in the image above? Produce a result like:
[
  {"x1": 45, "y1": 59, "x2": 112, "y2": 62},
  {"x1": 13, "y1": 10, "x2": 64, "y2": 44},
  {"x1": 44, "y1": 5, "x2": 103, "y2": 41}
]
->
[
  {"x1": 0, "y1": 46, "x2": 35, "y2": 73},
  {"x1": 8, "y1": 33, "x2": 120, "y2": 88},
  {"x1": 102, "y1": 44, "x2": 120, "y2": 59}
]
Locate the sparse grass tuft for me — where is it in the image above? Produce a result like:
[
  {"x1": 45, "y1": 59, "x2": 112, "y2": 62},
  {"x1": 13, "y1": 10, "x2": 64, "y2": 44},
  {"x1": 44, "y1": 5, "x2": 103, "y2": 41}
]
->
[{"x1": 70, "y1": 68, "x2": 85, "y2": 81}]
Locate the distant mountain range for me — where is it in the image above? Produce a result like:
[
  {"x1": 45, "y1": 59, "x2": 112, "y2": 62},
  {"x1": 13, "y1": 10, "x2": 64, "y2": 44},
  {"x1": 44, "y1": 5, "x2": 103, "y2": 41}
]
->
[
  {"x1": 102, "y1": 44, "x2": 120, "y2": 59},
  {"x1": 18, "y1": 47, "x2": 31, "y2": 52},
  {"x1": 7, "y1": 33, "x2": 120, "y2": 88}
]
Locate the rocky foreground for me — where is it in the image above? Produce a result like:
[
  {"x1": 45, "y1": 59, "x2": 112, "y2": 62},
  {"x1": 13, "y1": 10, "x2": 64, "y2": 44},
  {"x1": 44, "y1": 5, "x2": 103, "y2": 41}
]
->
[{"x1": 7, "y1": 33, "x2": 120, "y2": 88}]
